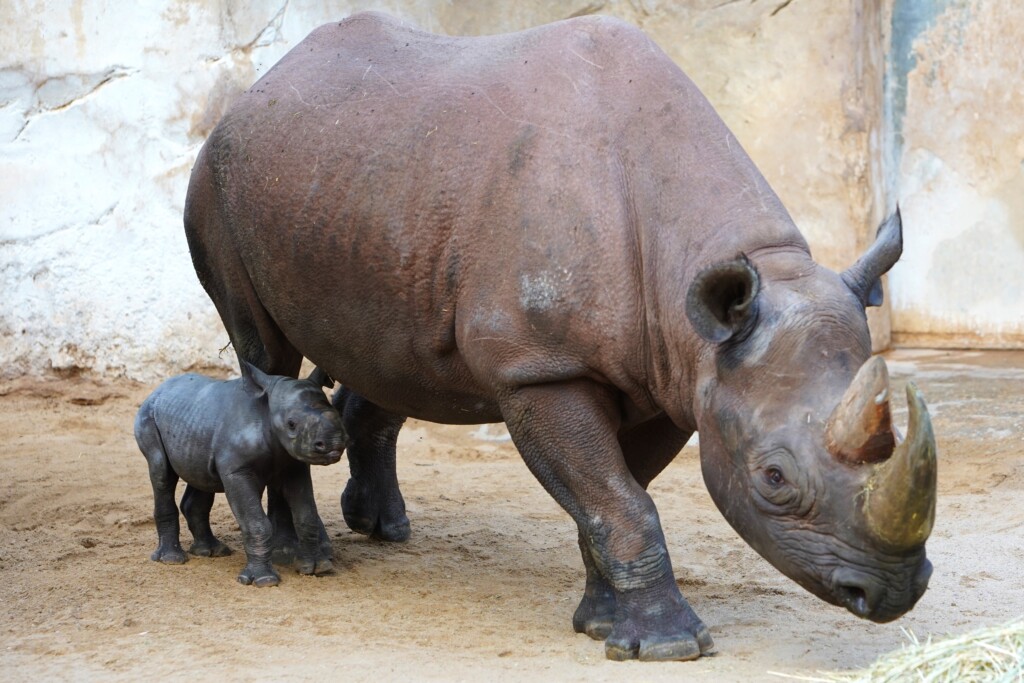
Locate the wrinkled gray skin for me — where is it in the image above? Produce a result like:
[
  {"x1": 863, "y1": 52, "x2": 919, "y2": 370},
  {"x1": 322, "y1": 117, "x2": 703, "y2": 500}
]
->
[
  {"x1": 134, "y1": 362, "x2": 345, "y2": 586},
  {"x1": 184, "y1": 13, "x2": 936, "y2": 659}
]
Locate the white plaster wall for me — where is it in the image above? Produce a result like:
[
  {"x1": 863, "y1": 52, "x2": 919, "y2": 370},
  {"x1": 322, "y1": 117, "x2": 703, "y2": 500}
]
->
[
  {"x1": 0, "y1": 1, "x2": 362, "y2": 380},
  {"x1": 888, "y1": 0, "x2": 1024, "y2": 347}
]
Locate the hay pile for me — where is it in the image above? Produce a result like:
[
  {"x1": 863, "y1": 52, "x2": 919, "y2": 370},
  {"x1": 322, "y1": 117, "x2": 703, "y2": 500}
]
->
[{"x1": 772, "y1": 620, "x2": 1024, "y2": 683}]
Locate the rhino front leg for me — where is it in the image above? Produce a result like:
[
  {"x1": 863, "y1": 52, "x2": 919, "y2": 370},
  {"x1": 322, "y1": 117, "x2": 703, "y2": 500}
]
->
[
  {"x1": 500, "y1": 380, "x2": 713, "y2": 662},
  {"x1": 222, "y1": 473, "x2": 279, "y2": 587},
  {"x1": 180, "y1": 485, "x2": 232, "y2": 557},
  {"x1": 574, "y1": 415, "x2": 695, "y2": 641},
  {"x1": 278, "y1": 463, "x2": 334, "y2": 576},
  {"x1": 333, "y1": 388, "x2": 411, "y2": 542}
]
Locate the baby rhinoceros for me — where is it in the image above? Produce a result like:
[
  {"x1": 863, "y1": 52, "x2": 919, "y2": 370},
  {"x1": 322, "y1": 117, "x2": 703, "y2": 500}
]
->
[{"x1": 134, "y1": 362, "x2": 346, "y2": 586}]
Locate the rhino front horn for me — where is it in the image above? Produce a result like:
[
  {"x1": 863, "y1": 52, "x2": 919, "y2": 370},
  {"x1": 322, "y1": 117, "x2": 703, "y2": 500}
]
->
[
  {"x1": 863, "y1": 383, "x2": 937, "y2": 551},
  {"x1": 825, "y1": 356, "x2": 896, "y2": 464}
]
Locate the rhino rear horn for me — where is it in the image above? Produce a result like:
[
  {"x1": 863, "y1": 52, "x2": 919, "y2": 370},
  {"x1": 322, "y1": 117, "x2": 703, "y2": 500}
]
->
[
  {"x1": 842, "y1": 207, "x2": 903, "y2": 308},
  {"x1": 686, "y1": 257, "x2": 760, "y2": 343}
]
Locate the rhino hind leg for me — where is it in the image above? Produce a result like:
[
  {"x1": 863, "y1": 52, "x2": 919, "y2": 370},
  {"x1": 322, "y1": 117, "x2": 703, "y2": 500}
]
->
[
  {"x1": 180, "y1": 485, "x2": 231, "y2": 557},
  {"x1": 184, "y1": 148, "x2": 303, "y2": 378},
  {"x1": 573, "y1": 414, "x2": 694, "y2": 641},
  {"x1": 333, "y1": 387, "x2": 411, "y2": 542},
  {"x1": 135, "y1": 413, "x2": 187, "y2": 565}
]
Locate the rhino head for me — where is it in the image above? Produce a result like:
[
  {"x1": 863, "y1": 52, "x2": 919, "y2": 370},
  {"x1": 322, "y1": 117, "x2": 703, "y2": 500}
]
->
[
  {"x1": 241, "y1": 362, "x2": 347, "y2": 466},
  {"x1": 686, "y1": 209, "x2": 935, "y2": 622}
]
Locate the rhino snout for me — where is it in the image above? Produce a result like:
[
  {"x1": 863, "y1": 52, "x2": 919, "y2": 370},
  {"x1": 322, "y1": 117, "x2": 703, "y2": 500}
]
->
[
  {"x1": 830, "y1": 557, "x2": 932, "y2": 623},
  {"x1": 307, "y1": 428, "x2": 346, "y2": 465}
]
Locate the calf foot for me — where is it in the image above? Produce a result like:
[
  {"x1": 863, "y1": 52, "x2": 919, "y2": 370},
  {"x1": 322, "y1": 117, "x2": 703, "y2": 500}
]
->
[
  {"x1": 341, "y1": 477, "x2": 411, "y2": 542},
  {"x1": 295, "y1": 556, "x2": 334, "y2": 576},
  {"x1": 189, "y1": 538, "x2": 232, "y2": 558},
  {"x1": 151, "y1": 541, "x2": 187, "y2": 565},
  {"x1": 573, "y1": 577, "x2": 616, "y2": 640},
  {"x1": 603, "y1": 585, "x2": 715, "y2": 662},
  {"x1": 237, "y1": 563, "x2": 280, "y2": 587}
]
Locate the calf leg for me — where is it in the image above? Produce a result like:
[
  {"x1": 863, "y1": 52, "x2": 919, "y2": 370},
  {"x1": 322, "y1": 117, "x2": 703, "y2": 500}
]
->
[
  {"x1": 222, "y1": 473, "x2": 278, "y2": 587},
  {"x1": 180, "y1": 485, "x2": 231, "y2": 557},
  {"x1": 135, "y1": 413, "x2": 186, "y2": 565},
  {"x1": 500, "y1": 380, "x2": 713, "y2": 662},
  {"x1": 333, "y1": 387, "x2": 410, "y2": 542}
]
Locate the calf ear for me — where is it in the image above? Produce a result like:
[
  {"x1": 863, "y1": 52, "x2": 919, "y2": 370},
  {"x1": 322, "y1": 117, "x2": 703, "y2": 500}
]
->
[
  {"x1": 842, "y1": 207, "x2": 903, "y2": 308},
  {"x1": 686, "y1": 256, "x2": 760, "y2": 343},
  {"x1": 306, "y1": 366, "x2": 334, "y2": 389},
  {"x1": 239, "y1": 361, "x2": 272, "y2": 397}
]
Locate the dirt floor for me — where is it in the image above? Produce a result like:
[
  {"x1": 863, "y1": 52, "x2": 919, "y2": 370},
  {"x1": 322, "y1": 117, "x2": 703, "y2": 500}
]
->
[{"x1": 0, "y1": 349, "x2": 1022, "y2": 682}]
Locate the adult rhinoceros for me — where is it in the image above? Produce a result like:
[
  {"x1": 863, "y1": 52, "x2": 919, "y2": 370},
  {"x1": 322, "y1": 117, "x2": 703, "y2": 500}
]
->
[{"x1": 184, "y1": 12, "x2": 936, "y2": 661}]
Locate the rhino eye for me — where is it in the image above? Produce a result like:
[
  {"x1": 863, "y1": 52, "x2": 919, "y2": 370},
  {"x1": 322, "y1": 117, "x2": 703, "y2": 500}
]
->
[
  {"x1": 287, "y1": 419, "x2": 297, "y2": 430},
  {"x1": 765, "y1": 466, "x2": 786, "y2": 487}
]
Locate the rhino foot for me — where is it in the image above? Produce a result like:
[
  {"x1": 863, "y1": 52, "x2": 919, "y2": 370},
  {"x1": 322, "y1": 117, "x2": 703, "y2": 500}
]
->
[
  {"x1": 341, "y1": 478, "x2": 411, "y2": 542},
  {"x1": 237, "y1": 563, "x2": 280, "y2": 587},
  {"x1": 295, "y1": 557, "x2": 334, "y2": 576},
  {"x1": 189, "y1": 538, "x2": 232, "y2": 558},
  {"x1": 151, "y1": 542, "x2": 187, "y2": 565},
  {"x1": 603, "y1": 589, "x2": 714, "y2": 662}
]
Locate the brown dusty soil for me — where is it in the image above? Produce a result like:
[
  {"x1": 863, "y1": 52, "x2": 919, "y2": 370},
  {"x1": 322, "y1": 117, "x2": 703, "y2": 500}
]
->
[{"x1": 1, "y1": 349, "x2": 1022, "y2": 682}]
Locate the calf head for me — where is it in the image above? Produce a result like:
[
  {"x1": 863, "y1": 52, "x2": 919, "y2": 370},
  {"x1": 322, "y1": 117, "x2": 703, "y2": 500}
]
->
[
  {"x1": 686, "y1": 210, "x2": 935, "y2": 622},
  {"x1": 241, "y1": 362, "x2": 347, "y2": 465}
]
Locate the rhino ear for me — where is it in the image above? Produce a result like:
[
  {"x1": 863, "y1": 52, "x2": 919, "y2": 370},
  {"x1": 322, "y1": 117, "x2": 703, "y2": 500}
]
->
[
  {"x1": 842, "y1": 207, "x2": 903, "y2": 308},
  {"x1": 686, "y1": 256, "x2": 761, "y2": 344},
  {"x1": 239, "y1": 360, "x2": 272, "y2": 397}
]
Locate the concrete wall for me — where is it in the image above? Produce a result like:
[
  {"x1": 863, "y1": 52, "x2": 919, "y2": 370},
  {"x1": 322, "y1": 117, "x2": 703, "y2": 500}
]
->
[
  {"x1": 0, "y1": 1, "x2": 1015, "y2": 380},
  {"x1": 887, "y1": 0, "x2": 1024, "y2": 348}
]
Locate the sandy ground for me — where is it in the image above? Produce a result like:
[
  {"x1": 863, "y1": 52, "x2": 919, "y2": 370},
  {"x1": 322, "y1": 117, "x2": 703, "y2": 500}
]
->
[{"x1": 0, "y1": 349, "x2": 1022, "y2": 682}]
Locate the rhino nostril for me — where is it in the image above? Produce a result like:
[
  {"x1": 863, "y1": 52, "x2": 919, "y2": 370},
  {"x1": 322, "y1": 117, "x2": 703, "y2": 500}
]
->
[
  {"x1": 837, "y1": 584, "x2": 871, "y2": 618},
  {"x1": 314, "y1": 440, "x2": 326, "y2": 452}
]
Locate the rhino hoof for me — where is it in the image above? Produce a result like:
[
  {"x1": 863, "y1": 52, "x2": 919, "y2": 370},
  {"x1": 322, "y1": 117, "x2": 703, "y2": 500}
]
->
[
  {"x1": 189, "y1": 540, "x2": 232, "y2": 558},
  {"x1": 296, "y1": 558, "x2": 334, "y2": 576},
  {"x1": 151, "y1": 545, "x2": 187, "y2": 565},
  {"x1": 606, "y1": 633, "x2": 706, "y2": 662},
  {"x1": 237, "y1": 565, "x2": 280, "y2": 587}
]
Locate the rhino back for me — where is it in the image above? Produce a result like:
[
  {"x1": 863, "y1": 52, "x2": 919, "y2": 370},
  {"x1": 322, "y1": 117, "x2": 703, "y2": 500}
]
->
[
  {"x1": 200, "y1": 12, "x2": 803, "y2": 422},
  {"x1": 145, "y1": 375, "x2": 266, "y2": 489}
]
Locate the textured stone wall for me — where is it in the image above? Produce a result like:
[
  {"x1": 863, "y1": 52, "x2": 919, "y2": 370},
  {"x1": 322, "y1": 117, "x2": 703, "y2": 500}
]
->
[{"x1": 2, "y1": 0, "x2": 1003, "y2": 381}]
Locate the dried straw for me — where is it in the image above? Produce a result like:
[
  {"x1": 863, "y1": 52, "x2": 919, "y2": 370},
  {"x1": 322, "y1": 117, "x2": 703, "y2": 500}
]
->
[{"x1": 769, "y1": 620, "x2": 1024, "y2": 683}]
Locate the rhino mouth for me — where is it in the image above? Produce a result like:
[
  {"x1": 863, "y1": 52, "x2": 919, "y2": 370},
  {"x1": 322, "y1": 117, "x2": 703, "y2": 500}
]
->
[{"x1": 306, "y1": 449, "x2": 344, "y2": 466}]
